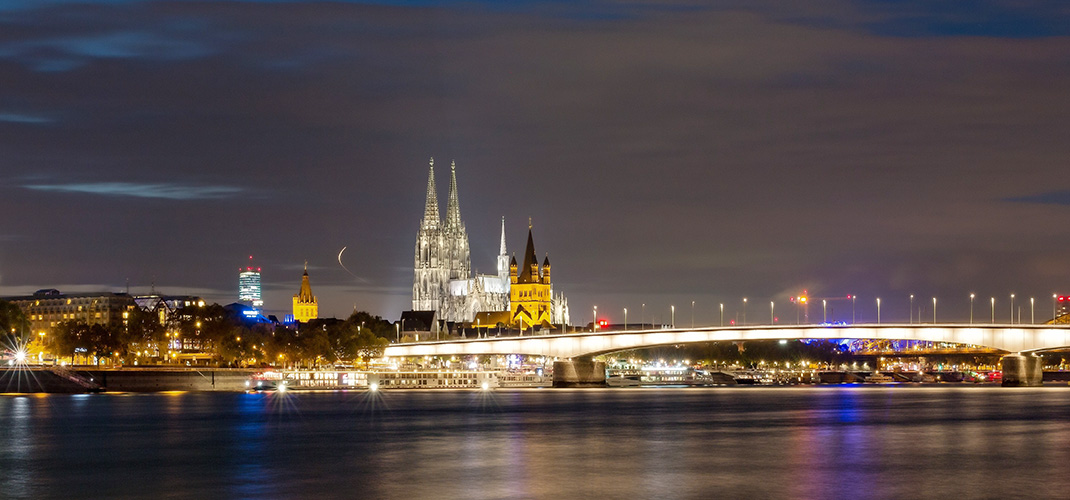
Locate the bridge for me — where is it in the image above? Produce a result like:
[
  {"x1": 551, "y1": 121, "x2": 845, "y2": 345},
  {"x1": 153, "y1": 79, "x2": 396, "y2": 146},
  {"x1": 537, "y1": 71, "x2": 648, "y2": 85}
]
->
[{"x1": 384, "y1": 324, "x2": 1070, "y2": 387}]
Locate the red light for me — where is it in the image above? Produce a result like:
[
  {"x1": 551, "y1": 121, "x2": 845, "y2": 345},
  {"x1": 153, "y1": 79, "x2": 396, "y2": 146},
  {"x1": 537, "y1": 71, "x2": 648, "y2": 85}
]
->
[
  {"x1": 729, "y1": 319, "x2": 735, "y2": 325},
  {"x1": 1060, "y1": 296, "x2": 1066, "y2": 301}
]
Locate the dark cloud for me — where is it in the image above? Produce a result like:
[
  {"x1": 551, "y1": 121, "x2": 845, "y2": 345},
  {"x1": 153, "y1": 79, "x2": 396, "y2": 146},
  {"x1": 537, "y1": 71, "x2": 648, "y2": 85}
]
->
[
  {"x1": 1006, "y1": 190, "x2": 1070, "y2": 206},
  {"x1": 23, "y1": 182, "x2": 247, "y2": 200},
  {"x1": 0, "y1": 0, "x2": 1069, "y2": 323}
]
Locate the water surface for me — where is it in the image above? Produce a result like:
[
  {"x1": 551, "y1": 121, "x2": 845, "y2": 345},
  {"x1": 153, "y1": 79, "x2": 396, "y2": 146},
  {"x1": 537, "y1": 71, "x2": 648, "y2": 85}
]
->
[{"x1": 1, "y1": 387, "x2": 1068, "y2": 499}]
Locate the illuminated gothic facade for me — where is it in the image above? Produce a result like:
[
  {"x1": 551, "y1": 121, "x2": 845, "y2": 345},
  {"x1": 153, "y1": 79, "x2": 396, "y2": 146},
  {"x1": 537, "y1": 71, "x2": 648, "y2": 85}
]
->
[{"x1": 412, "y1": 158, "x2": 568, "y2": 326}]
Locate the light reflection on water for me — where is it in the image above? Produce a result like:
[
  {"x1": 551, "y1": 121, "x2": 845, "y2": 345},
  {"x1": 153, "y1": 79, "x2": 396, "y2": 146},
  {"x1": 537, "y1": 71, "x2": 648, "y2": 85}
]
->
[{"x1": 0, "y1": 387, "x2": 1068, "y2": 499}]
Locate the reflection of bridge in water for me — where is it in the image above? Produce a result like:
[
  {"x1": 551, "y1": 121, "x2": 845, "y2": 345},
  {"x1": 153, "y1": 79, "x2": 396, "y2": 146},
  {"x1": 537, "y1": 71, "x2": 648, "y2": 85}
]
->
[{"x1": 384, "y1": 324, "x2": 1070, "y2": 387}]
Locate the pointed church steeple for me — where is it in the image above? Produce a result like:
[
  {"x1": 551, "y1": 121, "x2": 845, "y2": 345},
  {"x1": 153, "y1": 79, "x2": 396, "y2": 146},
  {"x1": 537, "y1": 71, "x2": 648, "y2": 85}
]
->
[
  {"x1": 518, "y1": 222, "x2": 539, "y2": 284},
  {"x1": 293, "y1": 261, "x2": 318, "y2": 322},
  {"x1": 445, "y1": 160, "x2": 463, "y2": 231},
  {"x1": 499, "y1": 216, "x2": 507, "y2": 255},
  {"x1": 421, "y1": 157, "x2": 440, "y2": 230}
]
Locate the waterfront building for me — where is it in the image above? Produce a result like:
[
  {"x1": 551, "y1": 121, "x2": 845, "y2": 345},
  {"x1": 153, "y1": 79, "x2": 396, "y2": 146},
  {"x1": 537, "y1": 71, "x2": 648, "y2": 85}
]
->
[
  {"x1": 133, "y1": 294, "x2": 205, "y2": 325},
  {"x1": 3, "y1": 289, "x2": 136, "y2": 336},
  {"x1": 239, "y1": 263, "x2": 263, "y2": 309},
  {"x1": 292, "y1": 263, "x2": 318, "y2": 323}
]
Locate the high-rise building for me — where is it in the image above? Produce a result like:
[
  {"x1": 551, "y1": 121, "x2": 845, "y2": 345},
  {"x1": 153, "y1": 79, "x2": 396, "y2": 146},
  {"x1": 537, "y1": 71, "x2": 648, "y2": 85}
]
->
[
  {"x1": 239, "y1": 260, "x2": 263, "y2": 309},
  {"x1": 292, "y1": 263, "x2": 318, "y2": 323}
]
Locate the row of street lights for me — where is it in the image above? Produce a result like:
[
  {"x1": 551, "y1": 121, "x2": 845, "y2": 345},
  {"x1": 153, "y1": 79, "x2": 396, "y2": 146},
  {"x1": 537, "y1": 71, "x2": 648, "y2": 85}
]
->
[{"x1": 599, "y1": 292, "x2": 1056, "y2": 330}]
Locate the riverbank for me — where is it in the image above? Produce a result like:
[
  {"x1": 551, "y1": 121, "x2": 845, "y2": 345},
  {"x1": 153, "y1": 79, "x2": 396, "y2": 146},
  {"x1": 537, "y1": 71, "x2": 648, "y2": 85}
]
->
[{"x1": 0, "y1": 367, "x2": 256, "y2": 393}]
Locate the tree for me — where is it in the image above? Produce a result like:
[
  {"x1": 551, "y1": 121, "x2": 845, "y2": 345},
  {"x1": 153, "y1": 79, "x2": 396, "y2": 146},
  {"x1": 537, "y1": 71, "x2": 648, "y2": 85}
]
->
[{"x1": 0, "y1": 300, "x2": 30, "y2": 346}]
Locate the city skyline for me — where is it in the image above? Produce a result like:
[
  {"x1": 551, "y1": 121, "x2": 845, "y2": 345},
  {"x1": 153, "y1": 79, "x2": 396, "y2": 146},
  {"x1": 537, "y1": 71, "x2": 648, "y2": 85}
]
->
[{"x1": 2, "y1": 1, "x2": 1070, "y2": 323}]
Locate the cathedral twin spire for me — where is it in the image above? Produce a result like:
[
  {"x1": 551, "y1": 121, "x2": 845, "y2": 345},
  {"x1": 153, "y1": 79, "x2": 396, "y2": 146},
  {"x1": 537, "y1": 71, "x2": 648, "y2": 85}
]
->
[
  {"x1": 421, "y1": 158, "x2": 441, "y2": 230},
  {"x1": 421, "y1": 157, "x2": 466, "y2": 234}
]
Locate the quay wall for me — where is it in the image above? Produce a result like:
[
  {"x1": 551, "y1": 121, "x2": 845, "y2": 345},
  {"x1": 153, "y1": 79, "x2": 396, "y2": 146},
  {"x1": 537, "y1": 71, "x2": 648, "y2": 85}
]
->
[{"x1": 0, "y1": 368, "x2": 256, "y2": 393}]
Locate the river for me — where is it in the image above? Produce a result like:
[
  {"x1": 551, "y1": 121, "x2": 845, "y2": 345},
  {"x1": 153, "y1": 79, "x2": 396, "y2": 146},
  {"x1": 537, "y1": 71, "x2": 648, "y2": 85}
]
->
[{"x1": 1, "y1": 386, "x2": 1069, "y2": 499}]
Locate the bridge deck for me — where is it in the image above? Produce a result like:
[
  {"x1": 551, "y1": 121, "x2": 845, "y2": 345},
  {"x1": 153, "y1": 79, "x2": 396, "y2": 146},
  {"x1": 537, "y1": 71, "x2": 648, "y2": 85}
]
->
[{"x1": 383, "y1": 323, "x2": 1070, "y2": 359}]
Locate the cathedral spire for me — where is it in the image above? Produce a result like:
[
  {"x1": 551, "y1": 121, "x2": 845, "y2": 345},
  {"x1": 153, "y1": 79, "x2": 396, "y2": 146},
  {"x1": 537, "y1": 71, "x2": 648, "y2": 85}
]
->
[
  {"x1": 421, "y1": 157, "x2": 440, "y2": 230},
  {"x1": 499, "y1": 216, "x2": 507, "y2": 255},
  {"x1": 445, "y1": 160, "x2": 463, "y2": 231}
]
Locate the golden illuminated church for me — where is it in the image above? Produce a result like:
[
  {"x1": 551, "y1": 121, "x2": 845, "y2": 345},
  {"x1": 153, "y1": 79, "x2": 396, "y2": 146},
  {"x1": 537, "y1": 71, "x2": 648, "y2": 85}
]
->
[{"x1": 292, "y1": 263, "x2": 318, "y2": 322}]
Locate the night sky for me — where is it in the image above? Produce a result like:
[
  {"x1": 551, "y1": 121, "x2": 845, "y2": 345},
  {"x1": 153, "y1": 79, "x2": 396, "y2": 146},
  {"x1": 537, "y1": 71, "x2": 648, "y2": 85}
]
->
[{"x1": 2, "y1": 0, "x2": 1069, "y2": 325}]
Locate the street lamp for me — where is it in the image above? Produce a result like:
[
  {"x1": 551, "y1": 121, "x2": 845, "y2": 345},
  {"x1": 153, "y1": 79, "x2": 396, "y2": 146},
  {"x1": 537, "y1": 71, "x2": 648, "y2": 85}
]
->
[
  {"x1": 742, "y1": 298, "x2": 747, "y2": 326},
  {"x1": 770, "y1": 301, "x2": 775, "y2": 324},
  {"x1": 851, "y1": 295, "x2": 855, "y2": 324},
  {"x1": 691, "y1": 300, "x2": 695, "y2": 328},
  {"x1": 719, "y1": 303, "x2": 724, "y2": 327},
  {"x1": 593, "y1": 306, "x2": 598, "y2": 331},
  {"x1": 822, "y1": 299, "x2": 827, "y2": 323},
  {"x1": 1010, "y1": 294, "x2": 1015, "y2": 324},
  {"x1": 990, "y1": 297, "x2": 995, "y2": 323},
  {"x1": 910, "y1": 294, "x2": 914, "y2": 324},
  {"x1": 624, "y1": 308, "x2": 628, "y2": 330},
  {"x1": 642, "y1": 303, "x2": 645, "y2": 329},
  {"x1": 671, "y1": 305, "x2": 675, "y2": 328},
  {"x1": 876, "y1": 298, "x2": 881, "y2": 324},
  {"x1": 967, "y1": 293, "x2": 975, "y2": 325},
  {"x1": 932, "y1": 297, "x2": 937, "y2": 323},
  {"x1": 1054, "y1": 294, "x2": 1059, "y2": 323},
  {"x1": 1031, "y1": 297, "x2": 1035, "y2": 324}
]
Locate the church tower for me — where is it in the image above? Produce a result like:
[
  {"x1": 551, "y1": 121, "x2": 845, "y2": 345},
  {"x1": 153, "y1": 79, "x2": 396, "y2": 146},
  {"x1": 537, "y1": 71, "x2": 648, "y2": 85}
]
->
[
  {"x1": 497, "y1": 217, "x2": 510, "y2": 295},
  {"x1": 413, "y1": 158, "x2": 449, "y2": 312},
  {"x1": 510, "y1": 222, "x2": 553, "y2": 329},
  {"x1": 292, "y1": 262, "x2": 318, "y2": 323},
  {"x1": 443, "y1": 160, "x2": 471, "y2": 281}
]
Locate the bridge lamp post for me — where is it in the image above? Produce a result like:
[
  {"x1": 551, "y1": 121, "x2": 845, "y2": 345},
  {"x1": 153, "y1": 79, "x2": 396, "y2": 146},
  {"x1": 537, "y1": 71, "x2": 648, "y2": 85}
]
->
[
  {"x1": 593, "y1": 306, "x2": 597, "y2": 331},
  {"x1": 1031, "y1": 297, "x2": 1035, "y2": 324},
  {"x1": 1010, "y1": 294, "x2": 1015, "y2": 324},
  {"x1": 671, "y1": 305, "x2": 675, "y2": 328},
  {"x1": 1054, "y1": 294, "x2": 1059, "y2": 322},
  {"x1": 770, "y1": 301, "x2": 775, "y2": 324},
  {"x1": 720, "y1": 303, "x2": 724, "y2": 327},
  {"x1": 970, "y1": 294, "x2": 975, "y2": 324},
  {"x1": 932, "y1": 297, "x2": 937, "y2": 323},
  {"x1": 990, "y1": 297, "x2": 995, "y2": 323},
  {"x1": 876, "y1": 298, "x2": 881, "y2": 324},
  {"x1": 910, "y1": 294, "x2": 914, "y2": 324},
  {"x1": 851, "y1": 295, "x2": 855, "y2": 324},
  {"x1": 641, "y1": 303, "x2": 645, "y2": 329},
  {"x1": 624, "y1": 308, "x2": 628, "y2": 330},
  {"x1": 742, "y1": 298, "x2": 747, "y2": 326},
  {"x1": 822, "y1": 299, "x2": 827, "y2": 323},
  {"x1": 691, "y1": 301, "x2": 695, "y2": 328}
]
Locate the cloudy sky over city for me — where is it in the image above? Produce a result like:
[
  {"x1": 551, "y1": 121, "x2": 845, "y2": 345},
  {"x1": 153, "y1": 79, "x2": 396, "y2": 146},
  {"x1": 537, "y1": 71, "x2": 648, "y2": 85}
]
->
[{"x1": 1, "y1": 0, "x2": 1069, "y2": 324}]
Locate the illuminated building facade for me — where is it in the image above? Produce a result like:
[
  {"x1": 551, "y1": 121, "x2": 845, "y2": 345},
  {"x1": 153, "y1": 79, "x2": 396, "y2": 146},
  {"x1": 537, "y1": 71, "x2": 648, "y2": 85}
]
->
[
  {"x1": 412, "y1": 158, "x2": 509, "y2": 323},
  {"x1": 239, "y1": 265, "x2": 263, "y2": 309},
  {"x1": 508, "y1": 225, "x2": 569, "y2": 329},
  {"x1": 3, "y1": 289, "x2": 136, "y2": 336},
  {"x1": 411, "y1": 158, "x2": 569, "y2": 328},
  {"x1": 292, "y1": 263, "x2": 318, "y2": 323}
]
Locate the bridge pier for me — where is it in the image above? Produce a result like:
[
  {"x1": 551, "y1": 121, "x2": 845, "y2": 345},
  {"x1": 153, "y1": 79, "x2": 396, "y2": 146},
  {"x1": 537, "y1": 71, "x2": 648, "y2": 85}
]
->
[
  {"x1": 1001, "y1": 353, "x2": 1043, "y2": 387},
  {"x1": 552, "y1": 360, "x2": 607, "y2": 388}
]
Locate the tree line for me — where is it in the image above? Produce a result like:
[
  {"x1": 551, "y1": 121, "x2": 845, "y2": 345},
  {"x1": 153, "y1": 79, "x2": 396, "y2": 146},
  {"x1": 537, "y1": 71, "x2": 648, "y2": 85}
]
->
[{"x1": 1, "y1": 300, "x2": 391, "y2": 368}]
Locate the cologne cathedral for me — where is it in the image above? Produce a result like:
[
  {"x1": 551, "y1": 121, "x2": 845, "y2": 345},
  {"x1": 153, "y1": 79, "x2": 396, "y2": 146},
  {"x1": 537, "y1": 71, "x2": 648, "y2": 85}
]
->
[{"x1": 412, "y1": 158, "x2": 569, "y2": 328}]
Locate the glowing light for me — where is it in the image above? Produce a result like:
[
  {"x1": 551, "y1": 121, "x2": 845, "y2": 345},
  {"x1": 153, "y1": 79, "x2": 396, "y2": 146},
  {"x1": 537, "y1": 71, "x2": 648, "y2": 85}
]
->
[
  {"x1": 481, "y1": 381, "x2": 490, "y2": 390},
  {"x1": 369, "y1": 383, "x2": 379, "y2": 392}
]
